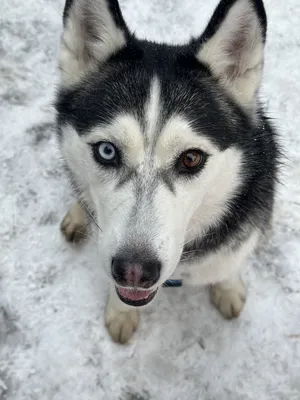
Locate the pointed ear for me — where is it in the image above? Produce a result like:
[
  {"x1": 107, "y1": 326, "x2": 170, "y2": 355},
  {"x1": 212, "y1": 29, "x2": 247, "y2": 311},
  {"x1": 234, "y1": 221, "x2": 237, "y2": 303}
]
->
[
  {"x1": 59, "y1": 0, "x2": 129, "y2": 86},
  {"x1": 195, "y1": 0, "x2": 267, "y2": 108}
]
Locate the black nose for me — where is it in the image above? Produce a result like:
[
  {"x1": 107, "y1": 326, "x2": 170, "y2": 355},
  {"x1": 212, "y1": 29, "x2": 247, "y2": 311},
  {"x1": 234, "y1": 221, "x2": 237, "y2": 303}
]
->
[{"x1": 111, "y1": 257, "x2": 161, "y2": 288}]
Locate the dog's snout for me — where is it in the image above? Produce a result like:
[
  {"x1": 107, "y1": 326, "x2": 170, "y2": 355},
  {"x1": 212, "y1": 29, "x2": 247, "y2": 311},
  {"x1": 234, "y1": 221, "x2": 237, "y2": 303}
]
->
[{"x1": 111, "y1": 257, "x2": 161, "y2": 288}]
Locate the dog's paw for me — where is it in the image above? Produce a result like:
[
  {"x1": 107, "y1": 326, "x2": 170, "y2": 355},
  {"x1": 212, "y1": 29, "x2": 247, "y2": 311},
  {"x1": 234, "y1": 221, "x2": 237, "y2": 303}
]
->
[
  {"x1": 105, "y1": 305, "x2": 139, "y2": 344},
  {"x1": 60, "y1": 202, "x2": 87, "y2": 242},
  {"x1": 210, "y1": 278, "x2": 246, "y2": 319}
]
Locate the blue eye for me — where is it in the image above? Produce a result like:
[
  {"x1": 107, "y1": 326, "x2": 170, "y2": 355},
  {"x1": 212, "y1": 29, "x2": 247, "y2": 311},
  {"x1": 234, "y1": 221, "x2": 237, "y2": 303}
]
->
[
  {"x1": 92, "y1": 141, "x2": 120, "y2": 166},
  {"x1": 98, "y1": 142, "x2": 116, "y2": 160}
]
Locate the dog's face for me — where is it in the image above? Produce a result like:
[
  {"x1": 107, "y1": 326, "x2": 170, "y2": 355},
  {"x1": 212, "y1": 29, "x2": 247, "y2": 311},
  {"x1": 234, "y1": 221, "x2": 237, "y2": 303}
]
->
[{"x1": 56, "y1": 0, "x2": 267, "y2": 306}]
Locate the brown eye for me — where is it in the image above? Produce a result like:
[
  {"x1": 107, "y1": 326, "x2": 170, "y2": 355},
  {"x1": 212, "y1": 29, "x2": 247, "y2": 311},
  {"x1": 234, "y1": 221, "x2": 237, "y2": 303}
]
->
[
  {"x1": 181, "y1": 150, "x2": 203, "y2": 169},
  {"x1": 176, "y1": 149, "x2": 207, "y2": 175}
]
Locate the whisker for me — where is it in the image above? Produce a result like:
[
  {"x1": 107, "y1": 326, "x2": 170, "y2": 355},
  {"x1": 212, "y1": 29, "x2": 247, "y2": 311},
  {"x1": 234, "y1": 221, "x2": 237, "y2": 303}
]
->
[
  {"x1": 76, "y1": 229, "x2": 99, "y2": 246},
  {"x1": 79, "y1": 200, "x2": 102, "y2": 232}
]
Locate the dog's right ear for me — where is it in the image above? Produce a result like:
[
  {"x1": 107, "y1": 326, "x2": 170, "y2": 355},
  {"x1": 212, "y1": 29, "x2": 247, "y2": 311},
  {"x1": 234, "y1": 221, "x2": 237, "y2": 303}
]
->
[
  {"x1": 194, "y1": 0, "x2": 267, "y2": 109},
  {"x1": 59, "y1": 0, "x2": 129, "y2": 86}
]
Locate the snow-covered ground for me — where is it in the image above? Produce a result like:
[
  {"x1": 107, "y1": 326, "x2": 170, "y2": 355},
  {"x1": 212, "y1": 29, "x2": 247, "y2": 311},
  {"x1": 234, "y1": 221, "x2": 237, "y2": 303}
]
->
[{"x1": 1, "y1": 0, "x2": 300, "y2": 399}]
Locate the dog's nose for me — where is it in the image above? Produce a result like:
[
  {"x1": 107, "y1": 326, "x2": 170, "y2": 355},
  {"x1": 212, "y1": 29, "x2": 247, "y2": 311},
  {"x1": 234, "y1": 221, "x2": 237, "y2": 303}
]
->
[{"x1": 111, "y1": 257, "x2": 161, "y2": 288}]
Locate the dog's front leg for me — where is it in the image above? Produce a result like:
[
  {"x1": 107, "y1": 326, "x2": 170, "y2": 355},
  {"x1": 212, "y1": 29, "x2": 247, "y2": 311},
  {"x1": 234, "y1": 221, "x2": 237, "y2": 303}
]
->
[
  {"x1": 210, "y1": 276, "x2": 246, "y2": 319},
  {"x1": 105, "y1": 285, "x2": 140, "y2": 344}
]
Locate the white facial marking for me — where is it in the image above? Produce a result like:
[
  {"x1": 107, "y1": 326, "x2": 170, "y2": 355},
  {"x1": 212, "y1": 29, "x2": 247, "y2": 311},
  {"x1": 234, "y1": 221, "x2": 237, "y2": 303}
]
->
[{"x1": 144, "y1": 77, "x2": 161, "y2": 143}]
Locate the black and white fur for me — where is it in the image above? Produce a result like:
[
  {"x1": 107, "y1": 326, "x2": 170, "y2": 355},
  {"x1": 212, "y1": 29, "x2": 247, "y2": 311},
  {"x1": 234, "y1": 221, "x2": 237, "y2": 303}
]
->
[{"x1": 55, "y1": 0, "x2": 280, "y2": 343}]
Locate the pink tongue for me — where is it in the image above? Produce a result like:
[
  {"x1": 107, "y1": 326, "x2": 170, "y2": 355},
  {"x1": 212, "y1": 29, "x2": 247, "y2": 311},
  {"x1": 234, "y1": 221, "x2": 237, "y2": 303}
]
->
[{"x1": 118, "y1": 287, "x2": 151, "y2": 301}]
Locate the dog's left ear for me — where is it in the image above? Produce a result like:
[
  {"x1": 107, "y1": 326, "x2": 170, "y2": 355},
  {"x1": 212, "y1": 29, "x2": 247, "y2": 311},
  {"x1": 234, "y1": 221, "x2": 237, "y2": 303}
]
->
[
  {"x1": 195, "y1": 0, "x2": 267, "y2": 108},
  {"x1": 59, "y1": 0, "x2": 130, "y2": 86}
]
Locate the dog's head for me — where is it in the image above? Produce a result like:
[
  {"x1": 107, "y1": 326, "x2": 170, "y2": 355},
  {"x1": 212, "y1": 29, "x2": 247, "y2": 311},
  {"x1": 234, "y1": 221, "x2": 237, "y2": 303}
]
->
[{"x1": 56, "y1": 0, "x2": 269, "y2": 306}]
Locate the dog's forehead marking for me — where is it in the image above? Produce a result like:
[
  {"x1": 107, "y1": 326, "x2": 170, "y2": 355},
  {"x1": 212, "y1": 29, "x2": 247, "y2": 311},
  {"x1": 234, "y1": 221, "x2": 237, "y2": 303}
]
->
[
  {"x1": 128, "y1": 76, "x2": 164, "y2": 202},
  {"x1": 132, "y1": 76, "x2": 161, "y2": 182},
  {"x1": 144, "y1": 76, "x2": 161, "y2": 145}
]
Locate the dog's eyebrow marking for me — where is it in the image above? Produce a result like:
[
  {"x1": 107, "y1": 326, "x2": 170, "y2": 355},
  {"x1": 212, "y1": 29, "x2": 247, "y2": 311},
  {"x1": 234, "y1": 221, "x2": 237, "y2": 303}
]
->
[{"x1": 156, "y1": 115, "x2": 219, "y2": 158}]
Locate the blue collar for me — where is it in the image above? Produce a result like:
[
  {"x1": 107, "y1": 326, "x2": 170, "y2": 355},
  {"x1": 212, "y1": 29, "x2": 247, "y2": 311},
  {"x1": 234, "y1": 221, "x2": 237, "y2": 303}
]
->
[{"x1": 163, "y1": 279, "x2": 182, "y2": 287}]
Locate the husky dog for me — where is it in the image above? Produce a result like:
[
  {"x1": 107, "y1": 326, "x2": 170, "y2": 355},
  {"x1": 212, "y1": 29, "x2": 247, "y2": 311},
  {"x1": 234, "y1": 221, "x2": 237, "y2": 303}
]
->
[{"x1": 56, "y1": 0, "x2": 279, "y2": 343}]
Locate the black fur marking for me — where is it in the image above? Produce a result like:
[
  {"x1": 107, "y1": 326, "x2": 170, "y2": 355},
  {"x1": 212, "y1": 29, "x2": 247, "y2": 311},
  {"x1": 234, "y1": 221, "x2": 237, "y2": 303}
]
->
[{"x1": 56, "y1": 58, "x2": 152, "y2": 134}]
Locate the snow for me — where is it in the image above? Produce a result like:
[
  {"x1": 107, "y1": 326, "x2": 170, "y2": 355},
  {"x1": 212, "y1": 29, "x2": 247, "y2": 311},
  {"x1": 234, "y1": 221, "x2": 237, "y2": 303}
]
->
[{"x1": 0, "y1": 0, "x2": 300, "y2": 399}]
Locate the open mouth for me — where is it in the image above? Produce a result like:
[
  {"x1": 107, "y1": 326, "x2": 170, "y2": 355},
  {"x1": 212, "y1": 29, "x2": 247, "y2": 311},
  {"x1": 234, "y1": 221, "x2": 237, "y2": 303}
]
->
[{"x1": 115, "y1": 286, "x2": 158, "y2": 307}]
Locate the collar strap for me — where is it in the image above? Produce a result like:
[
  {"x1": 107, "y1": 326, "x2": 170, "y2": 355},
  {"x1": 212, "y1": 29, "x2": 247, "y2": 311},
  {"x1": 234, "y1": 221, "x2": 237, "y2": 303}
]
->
[{"x1": 163, "y1": 279, "x2": 183, "y2": 287}]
